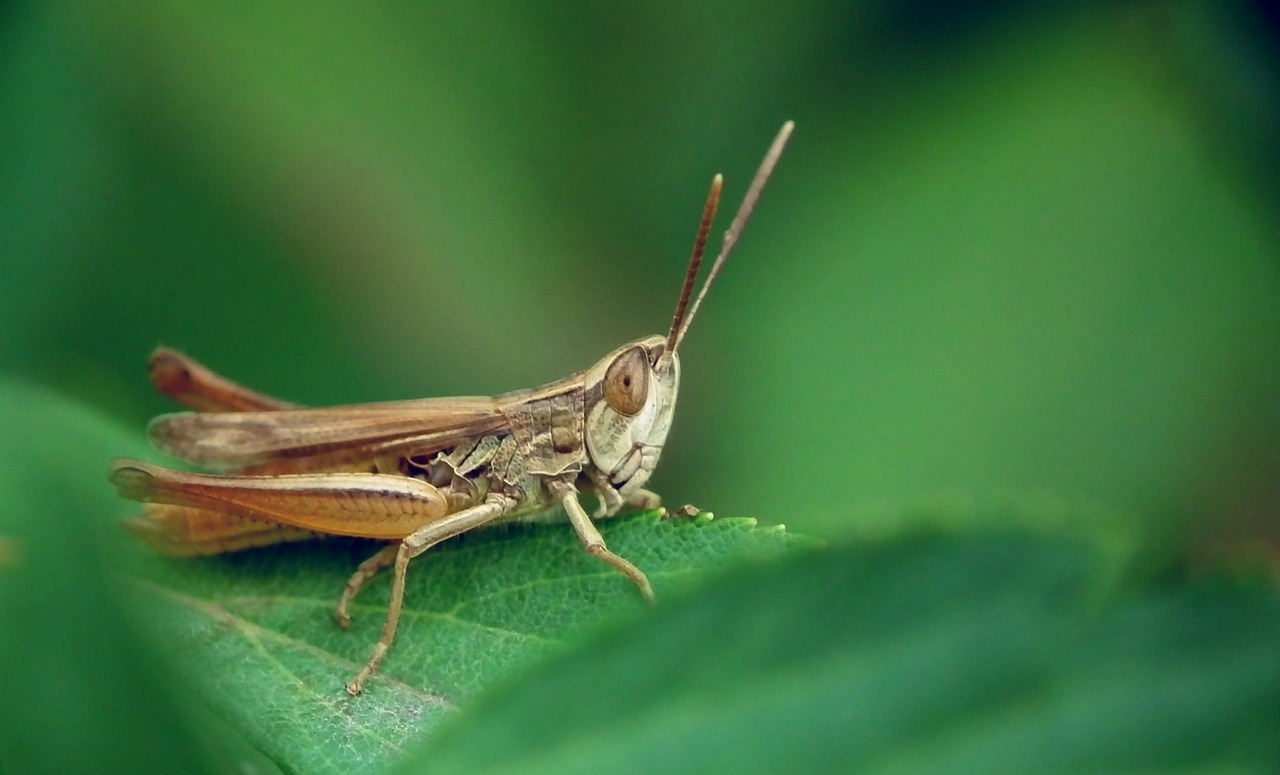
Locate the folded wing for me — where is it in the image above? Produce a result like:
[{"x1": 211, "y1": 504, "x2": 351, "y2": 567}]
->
[{"x1": 149, "y1": 397, "x2": 507, "y2": 470}]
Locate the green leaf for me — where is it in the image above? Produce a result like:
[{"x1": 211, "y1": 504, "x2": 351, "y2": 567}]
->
[
  {"x1": 6, "y1": 375, "x2": 1278, "y2": 774},
  {"x1": 0, "y1": 374, "x2": 801, "y2": 773},
  {"x1": 123, "y1": 507, "x2": 803, "y2": 773},
  {"x1": 406, "y1": 533, "x2": 1280, "y2": 774},
  {"x1": 0, "y1": 378, "x2": 245, "y2": 774}
]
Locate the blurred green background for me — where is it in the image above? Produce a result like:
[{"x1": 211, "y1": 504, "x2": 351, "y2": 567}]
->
[{"x1": 3, "y1": 0, "x2": 1279, "y2": 548}]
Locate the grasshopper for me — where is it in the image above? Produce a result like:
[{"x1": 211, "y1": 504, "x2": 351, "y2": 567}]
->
[{"x1": 110, "y1": 121, "x2": 793, "y2": 694}]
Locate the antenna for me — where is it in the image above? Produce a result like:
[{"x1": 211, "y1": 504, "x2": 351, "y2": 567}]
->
[
  {"x1": 669, "y1": 120, "x2": 793, "y2": 355},
  {"x1": 664, "y1": 174, "x2": 722, "y2": 358}
]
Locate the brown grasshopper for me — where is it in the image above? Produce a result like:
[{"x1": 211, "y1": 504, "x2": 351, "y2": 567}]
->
[{"x1": 110, "y1": 121, "x2": 793, "y2": 694}]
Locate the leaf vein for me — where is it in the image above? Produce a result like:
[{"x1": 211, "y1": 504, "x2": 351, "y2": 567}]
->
[{"x1": 128, "y1": 578, "x2": 456, "y2": 710}]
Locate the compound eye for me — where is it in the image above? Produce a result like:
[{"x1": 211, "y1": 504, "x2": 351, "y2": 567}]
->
[{"x1": 603, "y1": 346, "x2": 650, "y2": 416}]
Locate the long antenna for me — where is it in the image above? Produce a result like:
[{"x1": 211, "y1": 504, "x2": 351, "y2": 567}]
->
[
  {"x1": 670, "y1": 120, "x2": 794, "y2": 354},
  {"x1": 664, "y1": 174, "x2": 723, "y2": 358}
]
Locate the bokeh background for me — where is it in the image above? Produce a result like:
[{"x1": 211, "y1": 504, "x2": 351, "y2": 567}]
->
[{"x1": 4, "y1": 0, "x2": 1279, "y2": 552}]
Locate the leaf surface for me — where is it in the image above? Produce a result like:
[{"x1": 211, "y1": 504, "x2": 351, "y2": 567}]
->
[
  {"x1": 406, "y1": 533, "x2": 1280, "y2": 775},
  {"x1": 124, "y1": 506, "x2": 802, "y2": 773}
]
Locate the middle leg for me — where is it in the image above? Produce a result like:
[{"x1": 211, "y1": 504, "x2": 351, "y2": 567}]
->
[{"x1": 345, "y1": 495, "x2": 512, "y2": 695}]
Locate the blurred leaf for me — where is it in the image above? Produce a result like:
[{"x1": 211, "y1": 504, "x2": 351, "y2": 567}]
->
[
  {"x1": 0, "y1": 377, "x2": 246, "y2": 774},
  {"x1": 123, "y1": 510, "x2": 801, "y2": 774},
  {"x1": 407, "y1": 532, "x2": 1280, "y2": 774}
]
